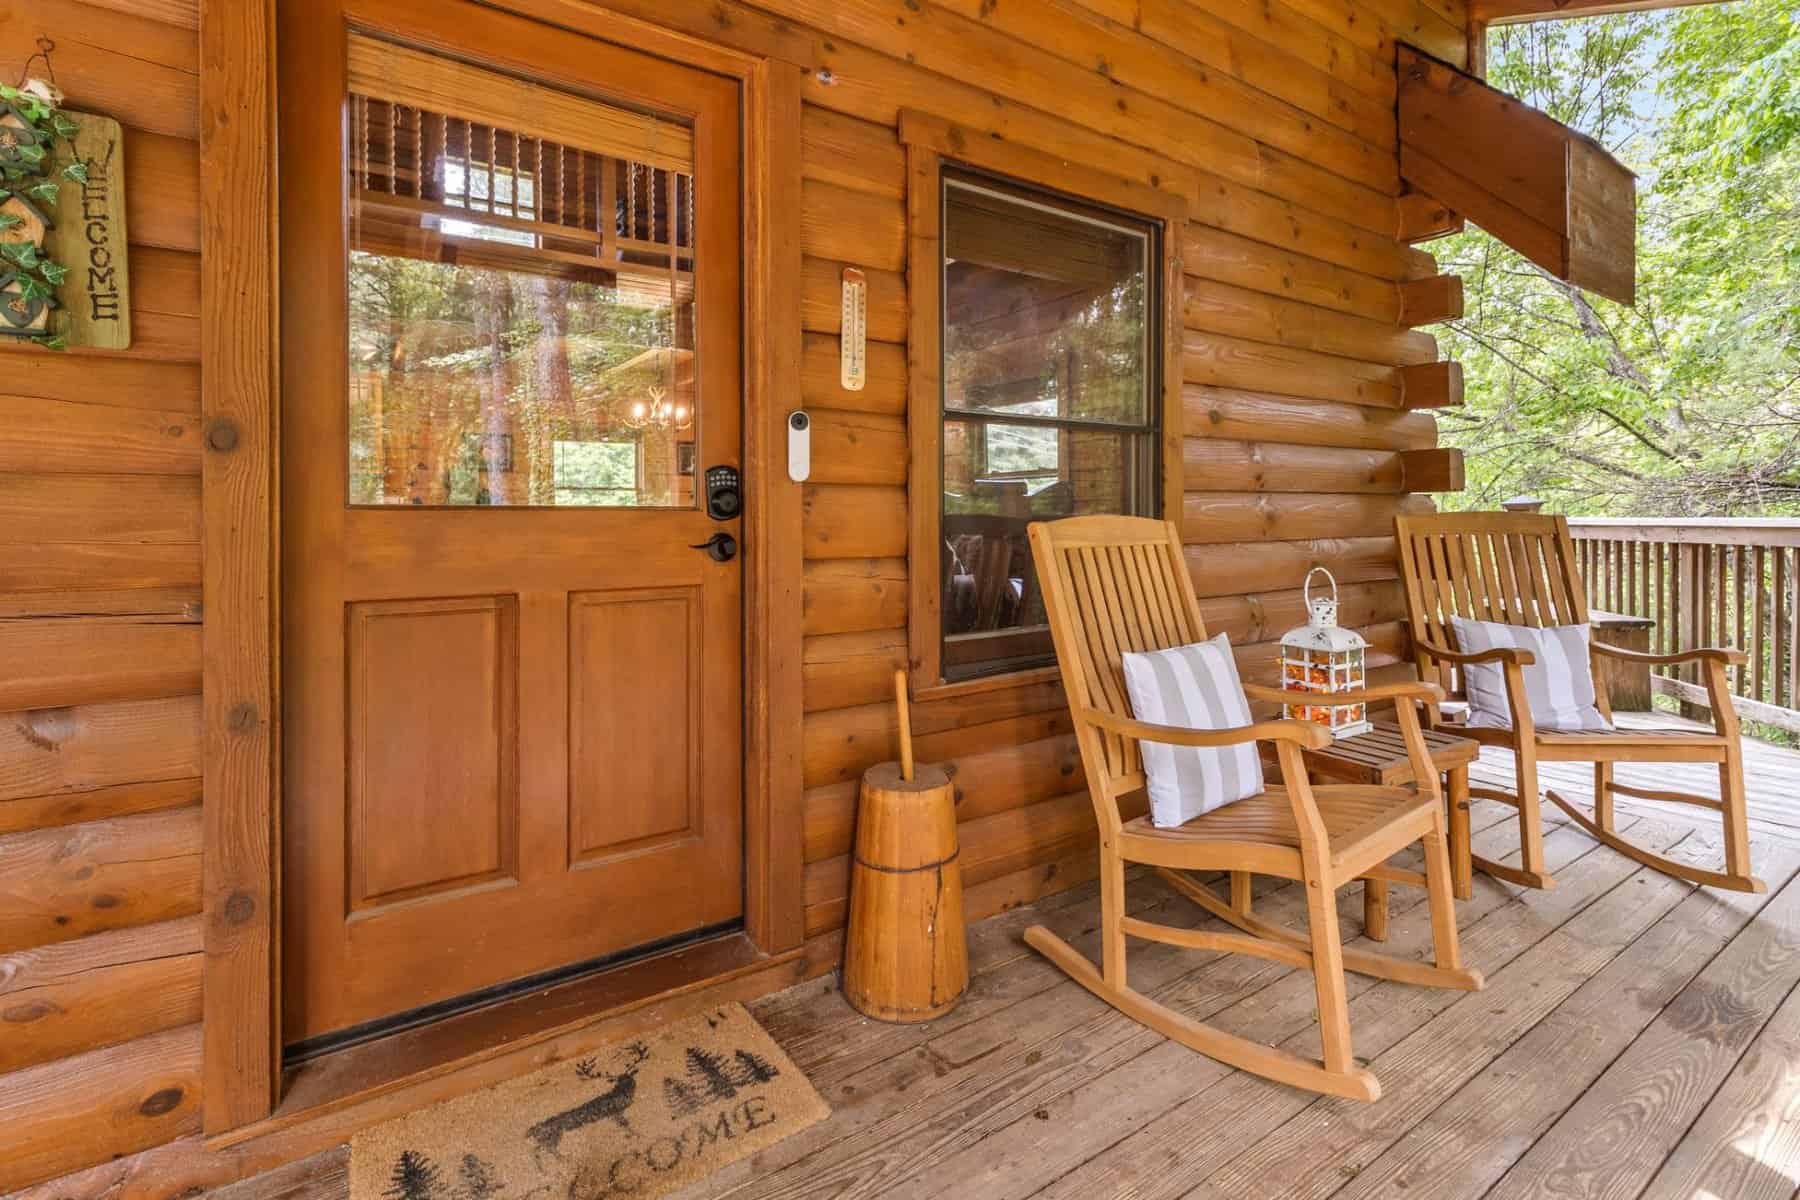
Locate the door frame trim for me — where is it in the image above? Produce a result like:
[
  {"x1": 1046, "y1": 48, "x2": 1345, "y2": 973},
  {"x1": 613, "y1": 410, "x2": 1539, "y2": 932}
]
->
[{"x1": 200, "y1": 0, "x2": 811, "y2": 1132}]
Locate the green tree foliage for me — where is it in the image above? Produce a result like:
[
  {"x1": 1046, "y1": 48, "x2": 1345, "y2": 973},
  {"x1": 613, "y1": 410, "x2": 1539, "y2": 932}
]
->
[{"x1": 1436, "y1": 0, "x2": 1799, "y2": 516}]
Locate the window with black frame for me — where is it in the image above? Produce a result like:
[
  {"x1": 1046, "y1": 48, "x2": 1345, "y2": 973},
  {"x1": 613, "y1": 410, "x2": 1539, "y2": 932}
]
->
[{"x1": 939, "y1": 169, "x2": 1162, "y2": 681}]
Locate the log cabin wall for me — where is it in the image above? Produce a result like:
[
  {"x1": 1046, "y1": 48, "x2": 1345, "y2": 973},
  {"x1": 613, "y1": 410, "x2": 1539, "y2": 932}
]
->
[
  {"x1": 0, "y1": 0, "x2": 1469, "y2": 1190},
  {"x1": 785, "y1": 0, "x2": 1467, "y2": 959},
  {"x1": 0, "y1": 0, "x2": 205, "y2": 1191}
]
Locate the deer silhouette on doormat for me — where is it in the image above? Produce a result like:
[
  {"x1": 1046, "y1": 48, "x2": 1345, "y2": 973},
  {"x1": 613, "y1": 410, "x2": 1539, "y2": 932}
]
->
[{"x1": 527, "y1": 1042, "x2": 651, "y2": 1157}]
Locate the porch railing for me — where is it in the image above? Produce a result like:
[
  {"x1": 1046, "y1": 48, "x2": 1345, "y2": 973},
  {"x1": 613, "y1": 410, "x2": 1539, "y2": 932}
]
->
[{"x1": 1568, "y1": 519, "x2": 1800, "y2": 734}]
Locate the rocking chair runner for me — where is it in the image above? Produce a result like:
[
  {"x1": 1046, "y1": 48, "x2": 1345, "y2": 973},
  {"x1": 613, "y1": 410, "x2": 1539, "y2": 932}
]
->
[
  {"x1": 1394, "y1": 511, "x2": 1764, "y2": 894},
  {"x1": 1027, "y1": 515, "x2": 1481, "y2": 1103}
]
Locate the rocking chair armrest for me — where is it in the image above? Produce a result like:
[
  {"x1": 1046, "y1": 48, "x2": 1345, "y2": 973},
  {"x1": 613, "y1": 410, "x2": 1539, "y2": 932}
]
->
[
  {"x1": 1591, "y1": 642, "x2": 1748, "y2": 667},
  {"x1": 1078, "y1": 707, "x2": 1332, "y2": 751},
  {"x1": 1241, "y1": 681, "x2": 1446, "y2": 708},
  {"x1": 1414, "y1": 637, "x2": 1537, "y2": 669}
]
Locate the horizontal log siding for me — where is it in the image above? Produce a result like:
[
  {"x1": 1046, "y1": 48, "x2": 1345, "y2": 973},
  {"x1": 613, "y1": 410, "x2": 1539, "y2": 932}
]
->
[
  {"x1": 0, "y1": 2, "x2": 205, "y2": 1191},
  {"x1": 793, "y1": 0, "x2": 1454, "y2": 954},
  {"x1": 2, "y1": 0, "x2": 1466, "y2": 1187}
]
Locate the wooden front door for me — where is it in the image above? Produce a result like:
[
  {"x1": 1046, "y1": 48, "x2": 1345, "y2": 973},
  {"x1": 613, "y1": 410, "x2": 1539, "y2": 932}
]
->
[{"x1": 279, "y1": 0, "x2": 745, "y2": 1045}]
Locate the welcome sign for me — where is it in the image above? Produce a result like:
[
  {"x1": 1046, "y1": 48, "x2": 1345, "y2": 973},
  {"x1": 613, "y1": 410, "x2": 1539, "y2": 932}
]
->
[
  {"x1": 44, "y1": 111, "x2": 130, "y2": 350},
  {"x1": 350, "y1": 1004, "x2": 828, "y2": 1200}
]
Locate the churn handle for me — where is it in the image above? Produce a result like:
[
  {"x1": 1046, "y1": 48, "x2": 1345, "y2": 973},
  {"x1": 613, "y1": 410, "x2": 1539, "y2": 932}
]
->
[{"x1": 894, "y1": 669, "x2": 915, "y2": 783}]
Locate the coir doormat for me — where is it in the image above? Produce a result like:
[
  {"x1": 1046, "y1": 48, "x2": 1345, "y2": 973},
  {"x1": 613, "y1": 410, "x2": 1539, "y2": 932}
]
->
[{"x1": 350, "y1": 1004, "x2": 828, "y2": 1200}]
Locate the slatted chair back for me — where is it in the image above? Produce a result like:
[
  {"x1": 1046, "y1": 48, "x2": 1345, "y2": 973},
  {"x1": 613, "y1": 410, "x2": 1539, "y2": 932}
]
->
[
  {"x1": 1394, "y1": 512, "x2": 1590, "y2": 697},
  {"x1": 1028, "y1": 516, "x2": 1209, "y2": 834}
]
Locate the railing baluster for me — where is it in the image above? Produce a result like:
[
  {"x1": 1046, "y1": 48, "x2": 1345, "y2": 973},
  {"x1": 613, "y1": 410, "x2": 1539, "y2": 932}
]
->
[
  {"x1": 1625, "y1": 539, "x2": 1636, "y2": 619},
  {"x1": 1711, "y1": 544, "x2": 1723, "y2": 655},
  {"x1": 1751, "y1": 545, "x2": 1768, "y2": 703},
  {"x1": 1563, "y1": 523, "x2": 1798, "y2": 727},
  {"x1": 1789, "y1": 547, "x2": 1800, "y2": 711},
  {"x1": 1734, "y1": 545, "x2": 1747, "y2": 695},
  {"x1": 1654, "y1": 540, "x2": 1667, "y2": 661},
  {"x1": 1692, "y1": 544, "x2": 1708, "y2": 686},
  {"x1": 1621, "y1": 540, "x2": 1630, "y2": 614},
  {"x1": 1776, "y1": 549, "x2": 1791, "y2": 712}
]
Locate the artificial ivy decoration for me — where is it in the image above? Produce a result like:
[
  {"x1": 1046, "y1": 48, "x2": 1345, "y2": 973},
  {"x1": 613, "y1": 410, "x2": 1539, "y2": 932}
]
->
[{"x1": 0, "y1": 77, "x2": 88, "y2": 350}]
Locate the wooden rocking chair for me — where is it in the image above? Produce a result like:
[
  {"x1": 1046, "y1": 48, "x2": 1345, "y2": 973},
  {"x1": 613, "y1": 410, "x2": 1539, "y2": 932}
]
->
[
  {"x1": 1395, "y1": 511, "x2": 1764, "y2": 894},
  {"x1": 1027, "y1": 516, "x2": 1481, "y2": 1103}
]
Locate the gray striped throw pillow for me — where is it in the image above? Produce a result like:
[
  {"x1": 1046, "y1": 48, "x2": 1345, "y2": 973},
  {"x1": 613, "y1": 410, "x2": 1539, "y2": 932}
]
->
[
  {"x1": 1450, "y1": 616, "x2": 1612, "y2": 733},
  {"x1": 1120, "y1": 633, "x2": 1265, "y2": 828}
]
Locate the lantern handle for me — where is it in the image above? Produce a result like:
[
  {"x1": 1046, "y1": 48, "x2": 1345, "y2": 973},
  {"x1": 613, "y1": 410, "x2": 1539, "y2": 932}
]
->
[{"x1": 1303, "y1": 567, "x2": 1339, "y2": 609}]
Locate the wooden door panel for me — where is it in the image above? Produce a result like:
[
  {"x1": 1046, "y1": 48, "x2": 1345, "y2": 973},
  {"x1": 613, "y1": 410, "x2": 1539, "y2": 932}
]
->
[
  {"x1": 346, "y1": 596, "x2": 518, "y2": 911},
  {"x1": 280, "y1": 0, "x2": 746, "y2": 1044},
  {"x1": 569, "y1": 588, "x2": 699, "y2": 862}
]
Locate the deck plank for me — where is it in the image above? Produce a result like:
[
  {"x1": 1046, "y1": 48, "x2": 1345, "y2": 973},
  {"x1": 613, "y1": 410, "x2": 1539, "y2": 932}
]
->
[
  {"x1": 871, "y1": 813, "x2": 1634, "y2": 1200},
  {"x1": 1324, "y1": 840, "x2": 1800, "y2": 1200},
  {"x1": 79, "y1": 728, "x2": 1800, "y2": 1200},
  {"x1": 689, "y1": 812, "x2": 1661, "y2": 1200},
  {"x1": 1481, "y1": 861, "x2": 1800, "y2": 1200},
  {"x1": 1470, "y1": 712, "x2": 1800, "y2": 847},
  {"x1": 1636, "y1": 964, "x2": 1800, "y2": 1200},
  {"x1": 1179, "y1": 820, "x2": 1711, "y2": 1199},
  {"x1": 1015, "y1": 816, "x2": 1687, "y2": 1200}
]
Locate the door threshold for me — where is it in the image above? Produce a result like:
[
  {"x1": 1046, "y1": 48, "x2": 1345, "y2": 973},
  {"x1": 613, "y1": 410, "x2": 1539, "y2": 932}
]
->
[
  {"x1": 284, "y1": 921, "x2": 746, "y2": 1065},
  {"x1": 208, "y1": 931, "x2": 803, "y2": 1154}
]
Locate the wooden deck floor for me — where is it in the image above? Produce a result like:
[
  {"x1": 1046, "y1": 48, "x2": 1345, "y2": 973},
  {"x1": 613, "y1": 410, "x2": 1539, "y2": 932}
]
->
[
  {"x1": 201, "y1": 721, "x2": 1800, "y2": 1200},
  {"x1": 687, "y1": 718, "x2": 1800, "y2": 1200}
]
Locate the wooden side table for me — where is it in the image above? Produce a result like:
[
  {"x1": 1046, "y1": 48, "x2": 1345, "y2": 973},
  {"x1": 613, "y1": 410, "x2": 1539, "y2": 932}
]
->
[{"x1": 1298, "y1": 722, "x2": 1479, "y2": 939}]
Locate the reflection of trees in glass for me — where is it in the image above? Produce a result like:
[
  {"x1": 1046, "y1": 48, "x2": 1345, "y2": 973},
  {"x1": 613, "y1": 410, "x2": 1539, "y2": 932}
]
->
[
  {"x1": 947, "y1": 271, "x2": 1147, "y2": 427},
  {"x1": 944, "y1": 264, "x2": 1150, "y2": 519},
  {"x1": 346, "y1": 249, "x2": 681, "y2": 507},
  {"x1": 983, "y1": 423, "x2": 1060, "y2": 476},
  {"x1": 552, "y1": 440, "x2": 639, "y2": 506}
]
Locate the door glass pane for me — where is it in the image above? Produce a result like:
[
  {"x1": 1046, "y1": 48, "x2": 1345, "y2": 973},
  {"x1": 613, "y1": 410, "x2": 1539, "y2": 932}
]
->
[{"x1": 345, "y1": 46, "x2": 699, "y2": 507}]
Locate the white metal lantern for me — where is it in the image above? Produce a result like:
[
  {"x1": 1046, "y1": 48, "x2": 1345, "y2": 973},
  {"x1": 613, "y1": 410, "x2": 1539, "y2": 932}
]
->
[{"x1": 1281, "y1": 568, "x2": 1372, "y2": 739}]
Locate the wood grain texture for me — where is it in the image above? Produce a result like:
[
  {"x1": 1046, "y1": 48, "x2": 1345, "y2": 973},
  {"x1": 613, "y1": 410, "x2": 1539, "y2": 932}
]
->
[
  {"x1": 0, "y1": 1024, "x2": 203, "y2": 1193},
  {"x1": 1183, "y1": 224, "x2": 1402, "y2": 323},
  {"x1": 1183, "y1": 331, "x2": 1404, "y2": 410},
  {"x1": 0, "y1": 618, "x2": 199, "y2": 710},
  {"x1": 199, "y1": 0, "x2": 279, "y2": 1132},
  {"x1": 0, "y1": 355, "x2": 199, "y2": 413},
  {"x1": 1637, "y1": 944, "x2": 1800, "y2": 1200},
  {"x1": 0, "y1": 475, "x2": 200, "y2": 543},
  {"x1": 802, "y1": 330, "x2": 905, "y2": 415},
  {"x1": 0, "y1": 697, "x2": 201, "y2": 805},
  {"x1": 0, "y1": 394, "x2": 200, "y2": 475},
  {"x1": 0, "y1": 916, "x2": 203, "y2": 1073},
  {"x1": 0, "y1": 808, "x2": 203, "y2": 954},
  {"x1": 0, "y1": 546, "x2": 198, "y2": 599},
  {"x1": 744, "y1": 57, "x2": 810, "y2": 956},
  {"x1": 1184, "y1": 386, "x2": 1440, "y2": 451},
  {"x1": 1482, "y1": 863, "x2": 1800, "y2": 1200},
  {"x1": 762, "y1": 0, "x2": 1399, "y2": 235},
  {"x1": 0, "y1": 777, "x2": 202, "y2": 836},
  {"x1": 802, "y1": 557, "x2": 908, "y2": 636},
  {"x1": 1323, "y1": 841, "x2": 1797, "y2": 1200},
  {"x1": 0, "y1": 0, "x2": 197, "y2": 140},
  {"x1": 3, "y1": 0, "x2": 1490, "y2": 1183},
  {"x1": 841, "y1": 761, "x2": 968, "y2": 1021},
  {"x1": 801, "y1": 104, "x2": 906, "y2": 198}
]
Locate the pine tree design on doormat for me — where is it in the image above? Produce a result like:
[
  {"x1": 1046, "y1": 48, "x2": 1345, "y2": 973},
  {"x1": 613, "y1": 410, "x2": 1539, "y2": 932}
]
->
[{"x1": 350, "y1": 1004, "x2": 828, "y2": 1200}]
